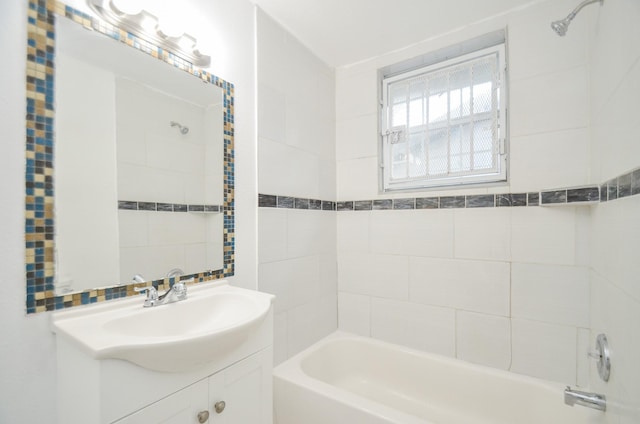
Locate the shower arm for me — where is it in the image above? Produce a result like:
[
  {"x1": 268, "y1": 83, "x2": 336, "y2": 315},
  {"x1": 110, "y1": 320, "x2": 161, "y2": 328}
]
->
[{"x1": 564, "y1": 0, "x2": 602, "y2": 22}]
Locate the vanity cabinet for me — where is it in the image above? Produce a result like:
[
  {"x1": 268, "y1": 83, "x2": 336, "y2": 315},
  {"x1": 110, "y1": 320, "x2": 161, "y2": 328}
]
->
[
  {"x1": 114, "y1": 350, "x2": 270, "y2": 424},
  {"x1": 53, "y1": 282, "x2": 274, "y2": 424}
]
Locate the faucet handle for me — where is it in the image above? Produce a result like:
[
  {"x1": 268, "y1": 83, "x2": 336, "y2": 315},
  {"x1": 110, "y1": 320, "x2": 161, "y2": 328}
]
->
[
  {"x1": 134, "y1": 286, "x2": 158, "y2": 299},
  {"x1": 172, "y1": 282, "x2": 187, "y2": 300}
]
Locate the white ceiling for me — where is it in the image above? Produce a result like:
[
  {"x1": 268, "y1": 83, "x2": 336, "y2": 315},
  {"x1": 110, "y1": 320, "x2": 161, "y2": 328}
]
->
[{"x1": 250, "y1": 0, "x2": 540, "y2": 67}]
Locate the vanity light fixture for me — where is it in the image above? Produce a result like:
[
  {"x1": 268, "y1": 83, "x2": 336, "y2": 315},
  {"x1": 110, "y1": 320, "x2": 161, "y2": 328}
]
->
[{"x1": 87, "y1": 0, "x2": 211, "y2": 67}]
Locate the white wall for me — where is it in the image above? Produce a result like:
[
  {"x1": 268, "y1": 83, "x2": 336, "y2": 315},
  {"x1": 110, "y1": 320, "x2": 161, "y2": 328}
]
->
[
  {"x1": 0, "y1": 0, "x2": 57, "y2": 420},
  {"x1": 256, "y1": 10, "x2": 337, "y2": 364},
  {"x1": 588, "y1": 1, "x2": 640, "y2": 422},
  {"x1": 336, "y1": 0, "x2": 594, "y2": 386},
  {"x1": 0, "y1": 0, "x2": 257, "y2": 421}
]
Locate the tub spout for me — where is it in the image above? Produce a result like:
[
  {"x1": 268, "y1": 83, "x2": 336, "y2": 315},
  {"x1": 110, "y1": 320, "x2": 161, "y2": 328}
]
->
[{"x1": 564, "y1": 386, "x2": 606, "y2": 411}]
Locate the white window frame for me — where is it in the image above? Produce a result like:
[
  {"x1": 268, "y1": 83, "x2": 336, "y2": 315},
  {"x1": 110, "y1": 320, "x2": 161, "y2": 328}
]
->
[{"x1": 380, "y1": 41, "x2": 508, "y2": 192}]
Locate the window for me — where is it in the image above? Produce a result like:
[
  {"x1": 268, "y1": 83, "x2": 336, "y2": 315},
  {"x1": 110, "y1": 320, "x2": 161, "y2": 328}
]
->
[{"x1": 380, "y1": 36, "x2": 507, "y2": 191}]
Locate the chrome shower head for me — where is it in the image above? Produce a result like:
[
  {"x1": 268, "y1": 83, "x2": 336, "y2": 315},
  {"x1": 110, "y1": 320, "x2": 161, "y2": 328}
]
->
[
  {"x1": 170, "y1": 121, "x2": 189, "y2": 135},
  {"x1": 551, "y1": 0, "x2": 603, "y2": 37},
  {"x1": 551, "y1": 18, "x2": 572, "y2": 36}
]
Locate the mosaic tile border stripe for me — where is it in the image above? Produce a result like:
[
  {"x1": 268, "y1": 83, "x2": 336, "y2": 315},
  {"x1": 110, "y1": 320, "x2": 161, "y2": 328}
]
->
[
  {"x1": 600, "y1": 167, "x2": 640, "y2": 202},
  {"x1": 335, "y1": 192, "x2": 540, "y2": 210},
  {"x1": 259, "y1": 194, "x2": 336, "y2": 211},
  {"x1": 258, "y1": 188, "x2": 598, "y2": 211},
  {"x1": 118, "y1": 201, "x2": 222, "y2": 213},
  {"x1": 25, "y1": 1, "x2": 235, "y2": 313},
  {"x1": 259, "y1": 170, "x2": 640, "y2": 213}
]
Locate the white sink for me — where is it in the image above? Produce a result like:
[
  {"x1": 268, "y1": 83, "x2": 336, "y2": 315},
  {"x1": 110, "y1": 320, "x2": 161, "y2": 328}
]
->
[{"x1": 51, "y1": 281, "x2": 274, "y2": 372}]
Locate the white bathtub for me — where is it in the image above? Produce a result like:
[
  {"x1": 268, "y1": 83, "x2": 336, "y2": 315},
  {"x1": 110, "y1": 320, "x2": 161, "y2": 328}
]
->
[{"x1": 273, "y1": 332, "x2": 604, "y2": 424}]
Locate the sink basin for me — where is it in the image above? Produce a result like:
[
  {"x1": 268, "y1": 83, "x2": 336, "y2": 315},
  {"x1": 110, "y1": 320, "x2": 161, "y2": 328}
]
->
[{"x1": 51, "y1": 281, "x2": 274, "y2": 372}]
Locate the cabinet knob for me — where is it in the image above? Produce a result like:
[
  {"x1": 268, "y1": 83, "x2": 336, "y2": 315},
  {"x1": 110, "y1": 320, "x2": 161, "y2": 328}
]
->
[
  {"x1": 214, "y1": 400, "x2": 226, "y2": 414},
  {"x1": 197, "y1": 410, "x2": 209, "y2": 423}
]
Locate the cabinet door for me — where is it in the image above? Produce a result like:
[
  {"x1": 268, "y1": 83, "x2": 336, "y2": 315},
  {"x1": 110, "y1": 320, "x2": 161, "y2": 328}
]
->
[
  {"x1": 113, "y1": 379, "x2": 209, "y2": 424},
  {"x1": 208, "y1": 350, "x2": 272, "y2": 424}
]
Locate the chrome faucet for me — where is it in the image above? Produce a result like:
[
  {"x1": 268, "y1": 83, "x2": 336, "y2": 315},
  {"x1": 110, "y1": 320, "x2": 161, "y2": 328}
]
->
[
  {"x1": 166, "y1": 268, "x2": 184, "y2": 280},
  {"x1": 134, "y1": 282, "x2": 188, "y2": 307},
  {"x1": 564, "y1": 387, "x2": 606, "y2": 411}
]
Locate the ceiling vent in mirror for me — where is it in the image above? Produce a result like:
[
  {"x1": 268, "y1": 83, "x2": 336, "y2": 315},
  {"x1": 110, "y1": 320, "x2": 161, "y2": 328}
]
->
[{"x1": 87, "y1": 0, "x2": 211, "y2": 67}]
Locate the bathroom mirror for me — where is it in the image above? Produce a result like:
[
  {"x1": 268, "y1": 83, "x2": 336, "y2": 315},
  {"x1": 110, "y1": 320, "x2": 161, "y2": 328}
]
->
[{"x1": 24, "y1": 1, "x2": 234, "y2": 311}]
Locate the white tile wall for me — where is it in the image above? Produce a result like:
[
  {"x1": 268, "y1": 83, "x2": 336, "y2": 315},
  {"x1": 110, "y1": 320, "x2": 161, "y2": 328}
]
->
[
  {"x1": 507, "y1": 0, "x2": 589, "y2": 81},
  {"x1": 509, "y1": 128, "x2": 591, "y2": 192},
  {"x1": 456, "y1": 311, "x2": 511, "y2": 370},
  {"x1": 115, "y1": 78, "x2": 222, "y2": 205},
  {"x1": 371, "y1": 298, "x2": 456, "y2": 356},
  {"x1": 336, "y1": 113, "x2": 379, "y2": 162},
  {"x1": 409, "y1": 257, "x2": 510, "y2": 316},
  {"x1": 335, "y1": 69, "x2": 378, "y2": 120},
  {"x1": 256, "y1": 9, "x2": 337, "y2": 362},
  {"x1": 512, "y1": 263, "x2": 590, "y2": 327},
  {"x1": 338, "y1": 252, "x2": 409, "y2": 300},
  {"x1": 117, "y1": 210, "x2": 220, "y2": 283},
  {"x1": 259, "y1": 254, "x2": 321, "y2": 314},
  {"x1": 287, "y1": 294, "x2": 337, "y2": 357},
  {"x1": 590, "y1": 272, "x2": 640, "y2": 424},
  {"x1": 590, "y1": 197, "x2": 640, "y2": 301},
  {"x1": 147, "y1": 213, "x2": 206, "y2": 246},
  {"x1": 370, "y1": 210, "x2": 455, "y2": 258},
  {"x1": 576, "y1": 328, "x2": 590, "y2": 389},
  {"x1": 257, "y1": 83, "x2": 286, "y2": 143},
  {"x1": 589, "y1": 1, "x2": 640, "y2": 419},
  {"x1": 258, "y1": 137, "x2": 321, "y2": 199},
  {"x1": 336, "y1": 211, "x2": 370, "y2": 252},
  {"x1": 511, "y1": 207, "x2": 580, "y2": 266},
  {"x1": 258, "y1": 208, "x2": 288, "y2": 263},
  {"x1": 511, "y1": 318, "x2": 578, "y2": 384},
  {"x1": 255, "y1": 0, "x2": 639, "y2": 409},
  {"x1": 453, "y1": 208, "x2": 511, "y2": 261},
  {"x1": 337, "y1": 292, "x2": 371, "y2": 336},
  {"x1": 334, "y1": 0, "x2": 599, "y2": 387},
  {"x1": 273, "y1": 312, "x2": 288, "y2": 365},
  {"x1": 336, "y1": 157, "x2": 380, "y2": 200},
  {"x1": 509, "y1": 65, "x2": 589, "y2": 138},
  {"x1": 335, "y1": 204, "x2": 591, "y2": 384},
  {"x1": 119, "y1": 244, "x2": 184, "y2": 283},
  {"x1": 287, "y1": 210, "x2": 335, "y2": 258}
]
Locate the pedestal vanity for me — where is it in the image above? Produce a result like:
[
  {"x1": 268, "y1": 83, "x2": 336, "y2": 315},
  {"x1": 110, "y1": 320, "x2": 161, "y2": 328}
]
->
[{"x1": 52, "y1": 281, "x2": 274, "y2": 424}]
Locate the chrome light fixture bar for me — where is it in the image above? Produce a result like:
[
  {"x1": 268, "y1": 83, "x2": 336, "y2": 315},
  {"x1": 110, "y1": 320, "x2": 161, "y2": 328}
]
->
[{"x1": 87, "y1": 0, "x2": 211, "y2": 67}]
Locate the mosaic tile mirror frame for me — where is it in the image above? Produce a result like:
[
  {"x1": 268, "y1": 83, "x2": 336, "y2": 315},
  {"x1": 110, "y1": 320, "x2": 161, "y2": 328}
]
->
[{"x1": 25, "y1": 0, "x2": 235, "y2": 313}]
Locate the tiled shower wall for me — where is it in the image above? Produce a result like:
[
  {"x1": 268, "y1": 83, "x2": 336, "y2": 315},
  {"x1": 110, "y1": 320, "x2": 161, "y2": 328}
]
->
[
  {"x1": 115, "y1": 78, "x2": 224, "y2": 282},
  {"x1": 336, "y1": 0, "x2": 595, "y2": 387},
  {"x1": 256, "y1": 10, "x2": 337, "y2": 364},
  {"x1": 588, "y1": 0, "x2": 640, "y2": 422}
]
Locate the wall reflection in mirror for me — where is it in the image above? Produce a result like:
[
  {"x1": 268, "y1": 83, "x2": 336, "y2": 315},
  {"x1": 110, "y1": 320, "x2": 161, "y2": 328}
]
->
[{"x1": 53, "y1": 12, "x2": 225, "y2": 295}]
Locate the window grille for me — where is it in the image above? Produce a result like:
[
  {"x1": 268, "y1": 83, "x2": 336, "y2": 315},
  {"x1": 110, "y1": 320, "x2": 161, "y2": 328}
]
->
[{"x1": 381, "y1": 43, "x2": 507, "y2": 191}]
